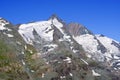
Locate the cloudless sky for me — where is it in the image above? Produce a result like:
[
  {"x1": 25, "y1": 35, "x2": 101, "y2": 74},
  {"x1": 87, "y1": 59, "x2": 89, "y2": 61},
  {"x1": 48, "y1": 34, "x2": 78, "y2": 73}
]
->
[{"x1": 0, "y1": 0, "x2": 120, "y2": 41}]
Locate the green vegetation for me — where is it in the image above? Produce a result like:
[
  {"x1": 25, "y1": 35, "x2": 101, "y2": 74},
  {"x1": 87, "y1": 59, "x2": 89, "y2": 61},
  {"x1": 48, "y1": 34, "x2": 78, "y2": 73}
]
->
[
  {"x1": 24, "y1": 44, "x2": 52, "y2": 79},
  {"x1": 0, "y1": 40, "x2": 29, "y2": 80},
  {"x1": 0, "y1": 41, "x2": 53, "y2": 80}
]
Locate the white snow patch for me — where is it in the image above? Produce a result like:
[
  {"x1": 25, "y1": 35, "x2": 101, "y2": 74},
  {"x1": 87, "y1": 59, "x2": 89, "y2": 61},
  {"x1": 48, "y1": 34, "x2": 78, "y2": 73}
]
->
[
  {"x1": 70, "y1": 43, "x2": 79, "y2": 53},
  {"x1": 3, "y1": 32, "x2": 14, "y2": 37},
  {"x1": 31, "y1": 70, "x2": 35, "y2": 72},
  {"x1": 70, "y1": 41, "x2": 74, "y2": 44},
  {"x1": 22, "y1": 60, "x2": 25, "y2": 65},
  {"x1": 60, "y1": 76, "x2": 66, "y2": 79},
  {"x1": 104, "y1": 53, "x2": 112, "y2": 61},
  {"x1": 42, "y1": 73, "x2": 45, "y2": 78},
  {"x1": 59, "y1": 38, "x2": 64, "y2": 42},
  {"x1": 64, "y1": 35, "x2": 71, "y2": 39},
  {"x1": 19, "y1": 21, "x2": 54, "y2": 44},
  {"x1": 58, "y1": 61, "x2": 61, "y2": 63},
  {"x1": 87, "y1": 54, "x2": 92, "y2": 58},
  {"x1": 0, "y1": 19, "x2": 9, "y2": 30},
  {"x1": 117, "y1": 63, "x2": 120, "y2": 66},
  {"x1": 96, "y1": 35, "x2": 120, "y2": 55},
  {"x1": 69, "y1": 73, "x2": 73, "y2": 76},
  {"x1": 73, "y1": 49, "x2": 79, "y2": 53},
  {"x1": 63, "y1": 34, "x2": 71, "y2": 41},
  {"x1": 51, "y1": 59, "x2": 58, "y2": 63},
  {"x1": 21, "y1": 51, "x2": 24, "y2": 54},
  {"x1": 59, "y1": 35, "x2": 72, "y2": 42},
  {"x1": 44, "y1": 44, "x2": 58, "y2": 52},
  {"x1": 45, "y1": 44, "x2": 58, "y2": 48},
  {"x1": 7, "y1": 28, "x2": 12, "y2": 31},
  {"x1": 7, "y1": 34, "x2": 14, "y2": 37},
  {"x1": 114, "y1": 55, "x2": 120, "y2": 59},
  {"x1": 63, "y1": 57, "x2": 71, "y2": 63},
  {"x1": 81, "y1": 59, "x2": 89, "y2": 65},
  {"x1": 16, "y1": 41, "x2": 22, "y2": 45},
  {"x1": 24, "y1": 45, "x2": 27, "y2": 50},
  {"x1": 0, "y1": 26, "x2": 6, "y2": 30},
  {"x1": 92, "y1": 70, "x2": 101, "y2": 76},
  {"x1": 114, "y1": 68, "x2": 117, "y2": 70},
  {"x1": 73, "y1": 34, "x2": 99, "y2": 54},
  {"x1": 28, "y1": 50, "x2": 33, "y2": 54},
  {"x1": 46, "y1": 62, "x2": 49, "y2": 64},
  {"x1": 96, "y1": 35, "x2": 120, "y2": 61},
  {"x1": 70, "y1": 46, "x2": 74, "y2": 50},
  {"x1": 73, "y1": 34, "x2": 120, "y2": 62}
]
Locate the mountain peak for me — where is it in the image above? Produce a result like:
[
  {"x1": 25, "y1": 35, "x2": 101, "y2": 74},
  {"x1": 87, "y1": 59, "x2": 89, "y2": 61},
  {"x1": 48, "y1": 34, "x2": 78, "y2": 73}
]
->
[
  {"x1": 0, "y1": 17, "x2": 10, "y2": 30},
  {"x1": 0, "y1": 17, "x2": 9, "y2": 22},
  {"x1": 50, "y1": 14, "x2": 58, "y2": 19},
  {"x1": 0, "y1": 17, "x2": 9, "y2": 25},
  {"x1": 49, "y1": 14, "x2": 65, "y2": 24}
]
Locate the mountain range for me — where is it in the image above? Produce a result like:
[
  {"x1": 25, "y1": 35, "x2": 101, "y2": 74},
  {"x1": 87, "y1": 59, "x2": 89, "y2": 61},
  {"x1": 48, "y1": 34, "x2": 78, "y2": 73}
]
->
[{"x1": 0, "y1": 15, "x2": 120, "y2": 80}]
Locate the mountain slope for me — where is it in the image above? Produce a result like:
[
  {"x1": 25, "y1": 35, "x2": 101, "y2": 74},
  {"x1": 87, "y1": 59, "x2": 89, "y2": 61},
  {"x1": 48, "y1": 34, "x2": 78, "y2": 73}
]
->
[
  {"x1": 0, "y1": 16, "x2": 120, "y2": 80},
  {"x1": 67, "y1": 23, "x2": 120, "y2": 70},
  {"x1": 0, "y1": 18, "x2": 29, "y2": 80}
]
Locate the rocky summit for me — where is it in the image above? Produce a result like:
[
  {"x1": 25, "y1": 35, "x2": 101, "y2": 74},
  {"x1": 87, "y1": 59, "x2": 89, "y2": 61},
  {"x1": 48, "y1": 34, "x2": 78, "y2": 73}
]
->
[{"x1": 0, "y1": 15, "x2": 120, "y2": 80}]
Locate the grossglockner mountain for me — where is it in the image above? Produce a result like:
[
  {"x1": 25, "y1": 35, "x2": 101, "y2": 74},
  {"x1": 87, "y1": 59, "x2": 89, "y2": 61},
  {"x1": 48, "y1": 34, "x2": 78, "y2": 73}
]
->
[{"x1": 0, "y1": 15, "x2": 120, "y2": 80}]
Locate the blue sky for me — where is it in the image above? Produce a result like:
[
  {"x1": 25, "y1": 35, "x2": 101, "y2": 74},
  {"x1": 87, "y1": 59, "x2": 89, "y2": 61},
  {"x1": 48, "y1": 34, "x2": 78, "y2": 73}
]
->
[{"x1": 0, "y1": 0, "x2": 120, "y2": 41}]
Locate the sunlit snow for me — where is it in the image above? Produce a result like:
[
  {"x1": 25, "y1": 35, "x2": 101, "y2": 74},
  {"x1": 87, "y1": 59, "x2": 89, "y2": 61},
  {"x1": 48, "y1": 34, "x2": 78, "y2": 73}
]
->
[{"x1": 92, "y1": 70, "x2": 101, "y2": 76}]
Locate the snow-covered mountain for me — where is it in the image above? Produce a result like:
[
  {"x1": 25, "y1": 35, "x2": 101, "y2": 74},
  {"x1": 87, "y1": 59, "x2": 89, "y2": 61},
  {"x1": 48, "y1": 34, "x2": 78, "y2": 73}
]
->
[
  {"x1": 0, "y1": 15, "x2": 120, "y2": 80},
  {"x1": 18, "y1": 16, "x2": 85, "y2": 56},
  {"x1": 18, "y1": 16, "x2": 120, "y2": 70},
  {"x1": 67, "y1": 23, "x2": 120, "y2": 70}
]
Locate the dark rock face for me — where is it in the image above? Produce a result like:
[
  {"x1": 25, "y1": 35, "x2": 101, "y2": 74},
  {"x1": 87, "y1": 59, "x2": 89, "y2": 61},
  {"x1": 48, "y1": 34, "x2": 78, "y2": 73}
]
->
[
  {"x1": 111, "y1": 41, "x2": 120, "y2": 50},
  {"x1": 94, "y1": 37, "x2": 107, "y2": 54},
  {"x1": 99, "y1": 34, "x2": 105, "y2": 37},
  {"x1": 97, "y1": 43, "x2": 107, "y2": 53},
  {"x1": 67, "y1": 23, "x2": 93, "y2": 36},
  {"x1": 49, "y1": 14, "x2": 65, "y2": 25},
  {"x1": 53, "y1": 25, "x2": 64, "y2": 42}
]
